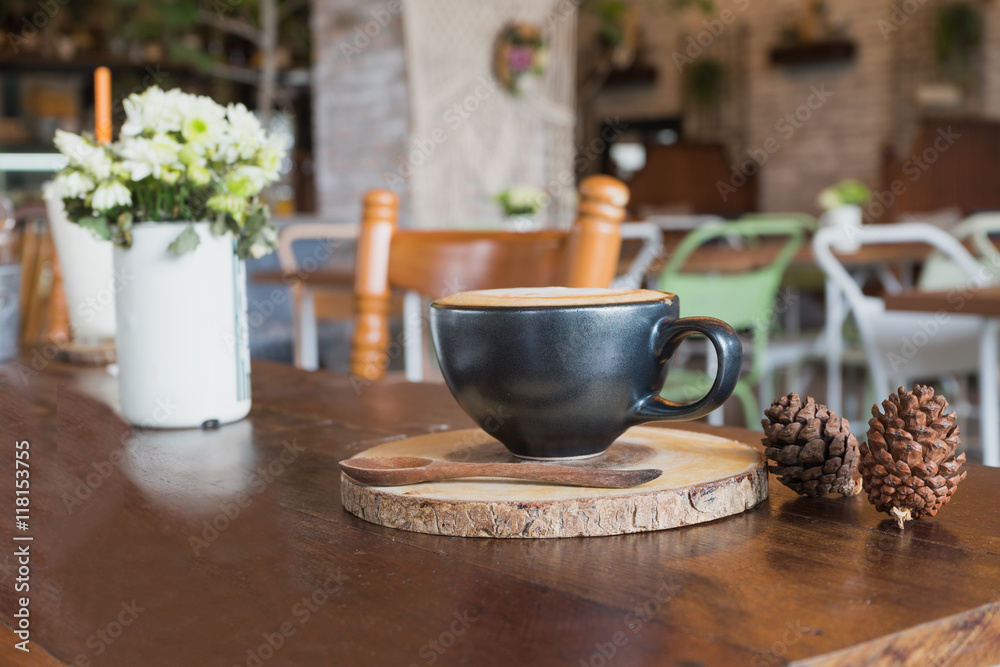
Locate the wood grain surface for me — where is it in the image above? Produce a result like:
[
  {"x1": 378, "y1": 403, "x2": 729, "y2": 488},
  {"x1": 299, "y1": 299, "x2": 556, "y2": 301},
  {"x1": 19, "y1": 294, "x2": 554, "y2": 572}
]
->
[
  {"x1": 883, "y1": 286, "x2": 1000, "y2": 317},
  {"x1": 0, "y1": 359, "x2": 998, "y2": 666},
  {"x1": 341, "y1": 427, "x2": 767, "y2": 537}
]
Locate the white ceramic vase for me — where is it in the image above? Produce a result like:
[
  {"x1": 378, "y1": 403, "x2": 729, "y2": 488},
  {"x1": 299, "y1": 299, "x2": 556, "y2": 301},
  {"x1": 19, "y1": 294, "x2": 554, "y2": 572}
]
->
[
  {"x1": 114, "y1": 221, "x2": 251, "y2": 428},
  {"x1": 44, "y1": 190, "x2": 117, "y2": 342}
]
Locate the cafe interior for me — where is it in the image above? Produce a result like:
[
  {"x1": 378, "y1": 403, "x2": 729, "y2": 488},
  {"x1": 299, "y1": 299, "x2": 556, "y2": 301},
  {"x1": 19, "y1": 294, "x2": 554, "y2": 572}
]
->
[{"x1": 3, "y1": 0, "x2": 1000, "y2": 665}]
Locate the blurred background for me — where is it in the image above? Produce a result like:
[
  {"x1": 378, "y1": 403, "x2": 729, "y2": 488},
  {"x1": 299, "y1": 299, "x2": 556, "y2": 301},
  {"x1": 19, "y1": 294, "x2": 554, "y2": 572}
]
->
[
  {"x1": 3, "y1": 0, "x2": 1000, "y2": 406},
  {"x1": 4, "y1": 0, "x2": 999, "y2": 222}
]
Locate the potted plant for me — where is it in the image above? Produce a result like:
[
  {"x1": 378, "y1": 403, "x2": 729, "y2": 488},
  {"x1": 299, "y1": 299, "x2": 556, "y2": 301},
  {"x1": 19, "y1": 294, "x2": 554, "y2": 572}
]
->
[
  {"x1": 494, "y1": 186, "x2": 548, "y2": 231},
  {"x1": 817, "y1": 178, "x2": 871, "y2": 250},
  {"x1": 934, "y1": 3, "x2": 982, "y2": 86},
  {"x1": 684, "y1": 58, "x2": 726, "y2": 110},
  {"x1": 47, "y1": 86, "x2": 287, "y2": 428}
]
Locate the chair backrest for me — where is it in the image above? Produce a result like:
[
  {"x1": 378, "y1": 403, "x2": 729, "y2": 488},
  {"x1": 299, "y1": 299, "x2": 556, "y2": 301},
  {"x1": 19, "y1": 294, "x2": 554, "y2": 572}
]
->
[
  {"x1": 612, "y1": 222, "x2": 663, "y2": 289},
  {"x1": 740, "y1": 212, "x2": 819, "y2": 232},
  {"x1": 813, "y1": 222, "x2": 987, "y2": 393},
  {"x1": 351, "y1": 175, "x2": 631, "y2": 381},
  {"x1": 918, "y1": 212, "x2": 1000, "y2": 289},
  {"x1": 276, "y1": 222, "x2": 358, "y2": 276},
  {"x1": 656, "y1": 216, "x2": 807, "y2": 381}
]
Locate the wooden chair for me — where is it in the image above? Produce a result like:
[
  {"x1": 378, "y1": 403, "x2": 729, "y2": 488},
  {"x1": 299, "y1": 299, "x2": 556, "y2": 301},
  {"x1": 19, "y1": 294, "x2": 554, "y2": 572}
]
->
[{"x1": 351, "y1": 175, "x2": 630, "y2": 381}]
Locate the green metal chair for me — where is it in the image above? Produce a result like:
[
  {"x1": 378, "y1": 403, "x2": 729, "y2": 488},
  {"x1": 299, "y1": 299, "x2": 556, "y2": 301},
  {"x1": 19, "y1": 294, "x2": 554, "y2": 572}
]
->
[{"x1": 657, "y1": 217, "x2": 809, "y2": 426}]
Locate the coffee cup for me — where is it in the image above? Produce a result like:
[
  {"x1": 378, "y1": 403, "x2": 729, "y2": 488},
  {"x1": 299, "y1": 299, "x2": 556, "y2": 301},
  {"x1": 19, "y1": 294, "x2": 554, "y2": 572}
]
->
[{"x1": 430, "y1": 287, "x2": 742, "y2": 459}]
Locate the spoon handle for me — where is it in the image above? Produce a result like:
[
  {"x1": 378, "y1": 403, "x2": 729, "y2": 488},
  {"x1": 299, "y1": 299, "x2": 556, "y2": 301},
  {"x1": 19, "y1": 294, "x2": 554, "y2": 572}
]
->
[{"x1": 426, "y1": 462, "x2": 661, "y2": 488}]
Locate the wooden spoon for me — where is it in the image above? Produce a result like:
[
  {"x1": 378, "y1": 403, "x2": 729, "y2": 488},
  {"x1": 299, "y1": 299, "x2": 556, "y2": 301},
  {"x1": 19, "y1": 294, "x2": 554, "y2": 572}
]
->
[{"x1": 339, "y1": 456, "x2": 662, "y2": 488}]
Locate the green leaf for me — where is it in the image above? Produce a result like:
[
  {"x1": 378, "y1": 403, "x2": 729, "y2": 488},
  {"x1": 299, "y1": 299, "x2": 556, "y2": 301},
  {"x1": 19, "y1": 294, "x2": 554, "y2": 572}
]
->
[
  {"x1": 77, "y1": 216, "x2": 112, "y2": 241},
  {"x1": 167, "y1": 224, "x2": 201, "y2": 255},
  {"x1": 244, "y1": 206, "x2": 267, "y2": 234}
]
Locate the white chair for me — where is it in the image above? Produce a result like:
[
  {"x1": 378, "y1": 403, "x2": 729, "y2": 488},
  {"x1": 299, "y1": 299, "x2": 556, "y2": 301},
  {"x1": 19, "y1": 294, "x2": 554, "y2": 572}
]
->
[
  {"x1": 919, "y1": 213, "x2": 1000, "y2": 289},
  {"x1": 644, "y1": 214, "x2": 723, "y2": 232},
  {"x1": 611, "y1": 222, "x2": 663, "y2": 289},
  {"x1": 277, "y1": 223, "x2": 359, "y2": 370},
  {"x1": 814, "y1": 223, "x2": 988, "y2": 418}
]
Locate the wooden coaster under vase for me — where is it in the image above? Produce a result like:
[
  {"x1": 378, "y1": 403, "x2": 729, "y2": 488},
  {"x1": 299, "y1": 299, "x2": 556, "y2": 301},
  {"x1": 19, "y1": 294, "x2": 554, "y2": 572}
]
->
[{"x1": 341, "y1": 426, "x2": 767, "y2": 538}]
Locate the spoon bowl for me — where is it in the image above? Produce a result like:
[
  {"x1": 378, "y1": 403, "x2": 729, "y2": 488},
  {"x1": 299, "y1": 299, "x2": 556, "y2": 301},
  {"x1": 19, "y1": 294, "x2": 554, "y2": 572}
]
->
[{"x1": 339, "y1": 456, "x2": 662, "y2": 488}]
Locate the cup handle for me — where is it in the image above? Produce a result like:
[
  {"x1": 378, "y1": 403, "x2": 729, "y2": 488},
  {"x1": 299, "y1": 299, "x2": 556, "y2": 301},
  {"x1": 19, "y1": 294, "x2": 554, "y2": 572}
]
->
[{"x1": 631, "y1": 316, "x2": 743, "y2": 423}]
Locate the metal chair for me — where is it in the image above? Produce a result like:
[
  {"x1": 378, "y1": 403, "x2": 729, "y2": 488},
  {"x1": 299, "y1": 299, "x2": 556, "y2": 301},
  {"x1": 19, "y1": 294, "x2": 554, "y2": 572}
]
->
[
  {"x1": 657, "y1": 216, "x2": 809, "y2": 426},
  {"x1": 276, "y1": 222, "x2": 359, "y2": 370},
  {"x1": 918, "y1": 212, "x2": 1000, "y2": 289},
  {"x1": 814, "y1": 223, "x2": 987, "y2": 415}
]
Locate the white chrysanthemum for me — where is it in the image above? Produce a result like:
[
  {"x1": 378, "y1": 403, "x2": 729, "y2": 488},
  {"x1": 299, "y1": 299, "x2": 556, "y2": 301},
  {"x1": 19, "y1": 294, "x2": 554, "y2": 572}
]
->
[
  {"x1": 119, "y1": 133, "x2": 182, "y2": 181},
  {"x1": 181, "y1": 94, "x2": 227, "y2": 146},
  {"x1": 47, "y1": 171, "x2": 95, "y2": 200},
  {"x1": 53, "y1": 130, "x2": 112, "y2": 180},
  {"x1": 90, "y1": 180, "x2": 132, "y2": 211},
  {"x1": 53, "y1": 129, "x2": 90, "y2": 161},
  {"x1": 217, "y1": 103, "x2": 265, "y2": 164},
  {"x1": 178, "y1": 144, "x2": 207, "y2": 168},
  {"x1": 225, "y1": 165, "x2": 271, "y2": 198},
  {"x1": 257, "y1": 133, "x2": 288, "y2": 181},
  {"x1": 121, "y1": 87, "x2": 184, "y2": 137}
]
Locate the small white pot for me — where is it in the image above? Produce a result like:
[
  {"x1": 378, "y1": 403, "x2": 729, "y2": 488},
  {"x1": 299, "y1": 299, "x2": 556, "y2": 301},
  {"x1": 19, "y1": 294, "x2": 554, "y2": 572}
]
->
[
  {"x1": 503, "y1": 214, "x2": 541, "y2": 232},
  {"x1": 822, "y1": 204, "x2": 863, "y2": 252},
  {"x1": 114, "y1": 221, "x2": 251, "y2": 428}
]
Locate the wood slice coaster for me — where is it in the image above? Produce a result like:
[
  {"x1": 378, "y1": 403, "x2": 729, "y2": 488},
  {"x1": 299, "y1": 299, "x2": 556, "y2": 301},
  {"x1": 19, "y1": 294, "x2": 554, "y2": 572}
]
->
[{"x1": 341, "y1": 426, "x2": 767, "y2": 538}]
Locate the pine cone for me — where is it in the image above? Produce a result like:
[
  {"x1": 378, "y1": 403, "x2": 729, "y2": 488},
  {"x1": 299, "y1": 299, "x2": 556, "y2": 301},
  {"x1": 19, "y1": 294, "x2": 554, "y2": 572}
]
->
[
  {"x1": 861, "y1": 385, "x2": 967, "y2": 529},
  {"x1": 762, "y1": 394, "x2": 862, "y2": 497}
]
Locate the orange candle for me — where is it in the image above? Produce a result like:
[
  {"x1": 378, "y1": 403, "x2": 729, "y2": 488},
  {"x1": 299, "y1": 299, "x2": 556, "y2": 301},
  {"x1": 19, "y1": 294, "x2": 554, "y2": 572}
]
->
[{"x1": 94, "y1": 67, "x2": 111, "y2": 144}]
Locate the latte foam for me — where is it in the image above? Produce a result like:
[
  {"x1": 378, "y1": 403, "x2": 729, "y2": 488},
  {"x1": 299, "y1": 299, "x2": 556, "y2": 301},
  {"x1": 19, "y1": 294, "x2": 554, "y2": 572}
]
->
[{"x1": 433, "y1": 287, "x2": 672, "y2": 308}]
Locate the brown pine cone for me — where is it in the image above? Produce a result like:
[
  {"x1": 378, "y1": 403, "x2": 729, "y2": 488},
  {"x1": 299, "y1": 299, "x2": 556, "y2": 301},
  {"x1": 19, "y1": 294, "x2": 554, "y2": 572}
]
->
[
  {"x1": 861, "y1": 385, "x2": 967, "y2": 529},
  {"x1": 761, "y1": 394, "x2": 862, "y2": 497}
]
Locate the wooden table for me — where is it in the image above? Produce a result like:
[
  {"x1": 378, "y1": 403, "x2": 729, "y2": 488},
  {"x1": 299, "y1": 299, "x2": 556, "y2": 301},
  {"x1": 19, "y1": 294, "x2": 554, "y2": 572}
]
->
[
  {"x1": 884, "y1": 286, "x2": 1000, "y2": 467},
  {"x1": 2, "y1": 360, "x2": 999, "y2": 666},
  {"x1": 652, "y1": 237, "x2": 932, "y2": 275}
]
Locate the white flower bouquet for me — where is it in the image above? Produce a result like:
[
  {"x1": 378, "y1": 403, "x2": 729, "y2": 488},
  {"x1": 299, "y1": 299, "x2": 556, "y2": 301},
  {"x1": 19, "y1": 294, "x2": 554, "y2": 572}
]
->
[
  {"x1": 495, "y1": 185, "x2": 548, "y2": 217},
  {"x1": 47, "y1": 86, "x2": 288, "y2": 259}
]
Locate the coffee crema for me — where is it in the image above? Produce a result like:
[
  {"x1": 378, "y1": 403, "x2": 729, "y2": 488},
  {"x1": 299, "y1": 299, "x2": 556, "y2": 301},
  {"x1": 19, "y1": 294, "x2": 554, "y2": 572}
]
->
[{"x1": 434, "y1": 287, "x2": 672, "y2": 309}]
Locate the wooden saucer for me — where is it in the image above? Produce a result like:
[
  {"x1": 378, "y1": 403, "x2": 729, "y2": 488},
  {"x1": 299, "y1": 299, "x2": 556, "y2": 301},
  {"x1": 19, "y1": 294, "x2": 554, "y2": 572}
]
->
[{"x1": 341, "y1": 426, "x2": 767, "y2": 538}]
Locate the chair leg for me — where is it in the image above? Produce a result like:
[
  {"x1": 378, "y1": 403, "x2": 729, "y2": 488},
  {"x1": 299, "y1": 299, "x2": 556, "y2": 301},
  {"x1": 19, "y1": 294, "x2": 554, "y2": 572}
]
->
[
  {"x1": 759, "y1": 366, "x2": 777, "y2": 415},
  {"x1": 292, "y1": 284, "x2": 318, "y2": 371},
  {"x1": 732, "y1": 380, "x2": 759, "y2": 428},
  {"x1": 403, "y1": 290, "x2": 423, "y2": 382},
  {"x1": 979, "y1": 319, "x2": 999, "y2": 467}
]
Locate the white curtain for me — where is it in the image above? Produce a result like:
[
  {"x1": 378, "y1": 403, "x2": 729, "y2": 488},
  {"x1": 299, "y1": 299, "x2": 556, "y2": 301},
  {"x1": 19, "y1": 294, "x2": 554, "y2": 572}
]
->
[{"x1": 401, "y1": 0, "x2": 577, "y2": 229}]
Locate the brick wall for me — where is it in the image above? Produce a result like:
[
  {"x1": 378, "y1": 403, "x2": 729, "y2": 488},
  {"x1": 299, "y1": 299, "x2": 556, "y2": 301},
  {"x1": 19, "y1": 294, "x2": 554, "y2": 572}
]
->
[
  {"x1": 312, "y1": 1, "x2": 1000, "y2": 219},
  {"x1": 589, "y1": 0, "x2": 1000, "y2": 214}
]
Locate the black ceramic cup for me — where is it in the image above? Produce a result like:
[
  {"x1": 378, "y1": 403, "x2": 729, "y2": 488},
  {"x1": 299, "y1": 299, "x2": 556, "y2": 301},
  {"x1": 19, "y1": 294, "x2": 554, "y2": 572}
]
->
[{"x1": 430, "y1": 287, "x2": 742, "y2": 459}]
